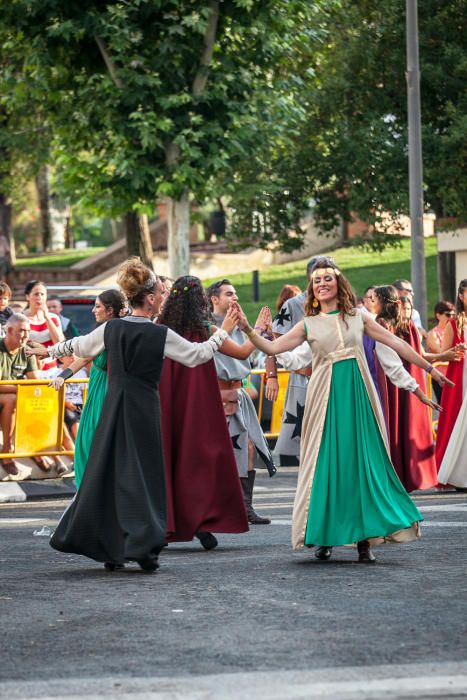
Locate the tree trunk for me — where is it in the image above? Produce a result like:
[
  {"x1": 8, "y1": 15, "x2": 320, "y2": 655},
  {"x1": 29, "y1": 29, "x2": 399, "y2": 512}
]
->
[
  {"x1": 165, "y1": 193, "x2": 190, "y2": 279},
  {"x1": 111, "y1": 218, "x2": 126, "y2": 241},
  {"x1": 0, "y1": 192, "x2": 15, "y2": 266},
  {"x1": 437, "y1": 249, "x2": 456, "y2": 301},
  {"x1": 35, "y1": 166, "x2": 52, "y2": 251},
  {"x1": 49, "y1": 193, "x2": 70, "y2": 251},
  {"x1": 124, "y1": 212, "x2": 154, "y2": 270}
]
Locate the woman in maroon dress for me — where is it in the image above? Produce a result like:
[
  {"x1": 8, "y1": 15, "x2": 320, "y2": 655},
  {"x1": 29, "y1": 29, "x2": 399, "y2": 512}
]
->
[
  {"x1": 373, "y1": 285, "x2": 457, "y2": 492},
  {"x1": 158, "y1": 276, "x2": 250, "y2": 550}
]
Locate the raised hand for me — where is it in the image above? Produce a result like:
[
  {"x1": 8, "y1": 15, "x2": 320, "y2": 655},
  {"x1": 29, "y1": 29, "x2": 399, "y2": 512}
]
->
[
  {"x1": 254, "y1": 306, "x2": 272, "y2": 335},
  {"x1": 221, "y1": 305, "x2": 240, "y2": 334},
  {"x1": 230, "y1": 301, "x2": 249, "y2": 331}
]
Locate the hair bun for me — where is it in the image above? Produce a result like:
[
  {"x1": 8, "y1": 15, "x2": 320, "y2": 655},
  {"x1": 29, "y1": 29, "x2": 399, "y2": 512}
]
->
[{"x1": 117, "y1": 257, "x2": 157, "y2": 302}]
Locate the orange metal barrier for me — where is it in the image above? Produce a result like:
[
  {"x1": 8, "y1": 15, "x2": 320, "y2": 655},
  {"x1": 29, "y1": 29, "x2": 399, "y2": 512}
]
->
[
  {"x1": 0, "y1": 378, "x2": 88, "y2": 459},
  {"x1": 247, "y1": 368, "x2": 290, "y2": 439}
]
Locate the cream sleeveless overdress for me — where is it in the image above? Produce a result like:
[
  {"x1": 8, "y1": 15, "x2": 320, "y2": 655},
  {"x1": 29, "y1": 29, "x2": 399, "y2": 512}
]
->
[{"x1": 291, "y1": 310, "x2": 422, "y2": 550}]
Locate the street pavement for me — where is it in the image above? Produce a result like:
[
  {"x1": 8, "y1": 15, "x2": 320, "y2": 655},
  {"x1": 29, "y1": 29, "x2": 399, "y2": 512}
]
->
[{"x1": 1, "y1": 468, "x2": 467, "y2": 699}]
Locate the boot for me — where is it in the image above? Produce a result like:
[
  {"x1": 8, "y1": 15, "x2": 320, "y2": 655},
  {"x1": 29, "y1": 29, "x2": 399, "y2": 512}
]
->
[
  {"x1": 357, "y1": 539, "x2": 376, "y2": 563},
  {"x1": 240, "y1": 470, "x2": 271, "y2": 524}
]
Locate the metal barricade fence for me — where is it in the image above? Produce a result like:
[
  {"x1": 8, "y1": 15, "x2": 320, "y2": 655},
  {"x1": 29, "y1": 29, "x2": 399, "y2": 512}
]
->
[{"x1": 0, "y1": 371, "x2": 290, "y2": 461}]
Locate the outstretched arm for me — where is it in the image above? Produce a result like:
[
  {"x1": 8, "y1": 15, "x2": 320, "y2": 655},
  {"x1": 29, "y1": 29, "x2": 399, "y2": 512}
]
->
[
  {"x1": 240, "y1": 319, "x2": 306, "y2": 355},
  {"x1": 26, "y1": 324, "x2": 105, "y2": 359},
  {"x1": 364, "y1": 315, "x2": 453, "y2": 387},
  {"x1": 48, "y1": 357, "x2": 91, "y2": 391},
  {"x1": 212, "y1": 327, "x2": 255, "y2": 359}
]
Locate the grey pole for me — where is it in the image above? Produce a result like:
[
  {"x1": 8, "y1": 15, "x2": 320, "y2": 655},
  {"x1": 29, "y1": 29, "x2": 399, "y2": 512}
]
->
[{"x1": 406, "y1": 0, "x2": 427, "y2": 327}]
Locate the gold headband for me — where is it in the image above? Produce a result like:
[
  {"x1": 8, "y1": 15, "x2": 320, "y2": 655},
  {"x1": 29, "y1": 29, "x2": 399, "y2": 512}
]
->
[{"x1": 311, "y1": 267, "x2": 341, "y2": 279}]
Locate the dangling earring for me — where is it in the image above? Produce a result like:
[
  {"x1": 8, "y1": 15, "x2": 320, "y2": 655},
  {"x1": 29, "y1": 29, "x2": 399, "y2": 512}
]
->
[{"x1": 312, "y1": 298, "x2": 319, "y2": 309}]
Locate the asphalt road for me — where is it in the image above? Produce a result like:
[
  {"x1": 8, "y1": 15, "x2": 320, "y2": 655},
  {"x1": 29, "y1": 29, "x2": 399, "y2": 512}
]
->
[{"x1": 1, "y1": 468, "x2": 467, "y2": 699}]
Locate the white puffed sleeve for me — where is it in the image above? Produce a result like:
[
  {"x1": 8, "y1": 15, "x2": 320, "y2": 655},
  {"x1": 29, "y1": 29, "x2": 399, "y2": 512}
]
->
[
  {"x1": 164, "y1": 328, "x2": 228, "y2": 367},
  {"x1": 46, "y1": 324, "x2": 106, "y2": 359},
  {"x1": 375, "y1": 341, "x2": 418, "y2": 392},
  {"x1": 276, "y1": 341, "x2": 312, "y2": 371}
]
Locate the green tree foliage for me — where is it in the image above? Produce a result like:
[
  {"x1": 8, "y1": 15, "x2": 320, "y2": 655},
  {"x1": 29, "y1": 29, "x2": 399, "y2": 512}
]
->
[
  {"x1": 0, "y1": 0, "x2": 334, "y2": 272},
  {"x1": 0, "y1": 0, "x2": 465, "y2": 264},
  {"x1": 226, "y1": 0, "x2": 467, "y2": 250}
]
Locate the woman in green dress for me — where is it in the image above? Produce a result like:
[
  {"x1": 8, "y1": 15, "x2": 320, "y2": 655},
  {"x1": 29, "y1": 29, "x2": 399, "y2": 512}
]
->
[
  {"x1": 49, "y1": 290, "x2": 126, "y2": 488},
  {"x1": 233, "y1": 258, "x2": 452, "y2": 563}
]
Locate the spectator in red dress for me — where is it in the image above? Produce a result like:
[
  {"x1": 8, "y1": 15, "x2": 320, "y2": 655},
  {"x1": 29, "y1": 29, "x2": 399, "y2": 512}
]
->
[{"x1": 23, "y1": 280, "x2": 64, "y2": 373}]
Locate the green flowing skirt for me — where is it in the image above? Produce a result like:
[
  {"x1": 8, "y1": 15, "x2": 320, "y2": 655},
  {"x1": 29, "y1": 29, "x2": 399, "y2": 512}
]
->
[
  {"x1": 304, "y1": 359, "x2": 423, "y2": 547},
  {"x1": 73, "y1": 351, "x2": 108, "y2": 490}
]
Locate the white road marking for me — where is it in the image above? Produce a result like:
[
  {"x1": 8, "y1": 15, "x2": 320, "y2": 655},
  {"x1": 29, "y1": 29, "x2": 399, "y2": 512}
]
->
[
  {"x1": 2, "y1": 662, "x2": 467, "y2": 699},
  {"x1": 422, "y1": 521, "x2": 467, "y2": 527},
  {"x1": 0, "y1": 518, "x2": 42, "y2": 524},
  {"x1": 419, "y1": 504, "x2": 467, "y2": 512}
]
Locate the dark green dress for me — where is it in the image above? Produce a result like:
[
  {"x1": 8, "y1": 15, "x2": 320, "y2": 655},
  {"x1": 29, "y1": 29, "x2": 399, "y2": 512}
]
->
[{"x1": 73, "y1": 351, "x2": 108, "y2": 489}]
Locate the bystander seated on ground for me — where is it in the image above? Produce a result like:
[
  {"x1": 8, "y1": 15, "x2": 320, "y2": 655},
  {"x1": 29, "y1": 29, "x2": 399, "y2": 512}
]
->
[
  {"x1": 0, "y1": 281, "x2": 14, "y2": 333},
  {"x1": 0, "y1": 313, "x2": 40, "y2": 476},
  {"x1": 47, "y1": 295, "x2": 79, "y2": 340}
]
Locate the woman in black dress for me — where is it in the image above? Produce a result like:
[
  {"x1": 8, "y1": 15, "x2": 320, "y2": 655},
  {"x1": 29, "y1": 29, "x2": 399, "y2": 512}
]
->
[{"x1": 27, "y1": 258, "x2": 236, "y2": 572}]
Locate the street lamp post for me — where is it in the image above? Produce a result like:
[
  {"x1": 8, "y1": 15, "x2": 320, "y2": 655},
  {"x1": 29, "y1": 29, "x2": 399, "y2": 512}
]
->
[{"x1": 406, "y1": 0, "x2": 427, "y2": 327}]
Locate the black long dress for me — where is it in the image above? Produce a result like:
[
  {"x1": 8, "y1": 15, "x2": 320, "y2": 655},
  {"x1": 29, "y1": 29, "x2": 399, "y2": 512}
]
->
[{"x1": 50, "y1": 318, "x2": 168, "y2": 564}]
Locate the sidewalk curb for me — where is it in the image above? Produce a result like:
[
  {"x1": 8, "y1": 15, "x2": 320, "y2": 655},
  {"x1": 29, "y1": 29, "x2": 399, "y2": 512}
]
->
[{"x1": 0, "y1": 477, "x2": 76, "y2": 503}]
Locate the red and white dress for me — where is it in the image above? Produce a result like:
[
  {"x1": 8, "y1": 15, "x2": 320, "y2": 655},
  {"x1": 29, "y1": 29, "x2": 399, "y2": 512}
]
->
[{"x1": 28, "y1": 314, "x2": 62, "y2": 372}]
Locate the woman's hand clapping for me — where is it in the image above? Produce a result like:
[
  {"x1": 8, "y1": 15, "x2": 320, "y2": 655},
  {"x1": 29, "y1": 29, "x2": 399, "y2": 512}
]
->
[{"x1": 220, "y1": 305, "x2": 240, "y2": 334}]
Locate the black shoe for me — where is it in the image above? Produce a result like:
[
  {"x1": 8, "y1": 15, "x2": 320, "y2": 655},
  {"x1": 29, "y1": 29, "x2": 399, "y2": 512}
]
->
[
  {"x1": 104, "y1": 562, "x2": 125, "y2": 571},
  {"x1": 315, "y1": 546, "x2": 333, "y2": 560},
  {"x1": 357, "y1": 540, "x2": 376, "y2": 563},
  {"x1": 195, "y1": 532, "x2": 218, "y2": 550},
  {"x1": 136, "y1": 556, "x2": 159, "y2": 573}
]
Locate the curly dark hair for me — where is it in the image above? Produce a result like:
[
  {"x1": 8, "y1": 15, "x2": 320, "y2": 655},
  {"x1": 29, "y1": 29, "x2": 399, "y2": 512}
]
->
[
  {"x1": 158, "y1": 275, "x2": 210, "y2": 337},
  {"x1": 304, "y1": 257, "x2": 357, "y2": 320},
  {"x1": 374, "y1": 285, "x2": 403, "y2": 334}
]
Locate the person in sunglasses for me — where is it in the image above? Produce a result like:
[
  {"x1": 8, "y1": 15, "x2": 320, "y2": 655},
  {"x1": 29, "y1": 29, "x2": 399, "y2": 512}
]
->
[{"x1": 426, "y1": 301, "x2": 456, "y2": 402}]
